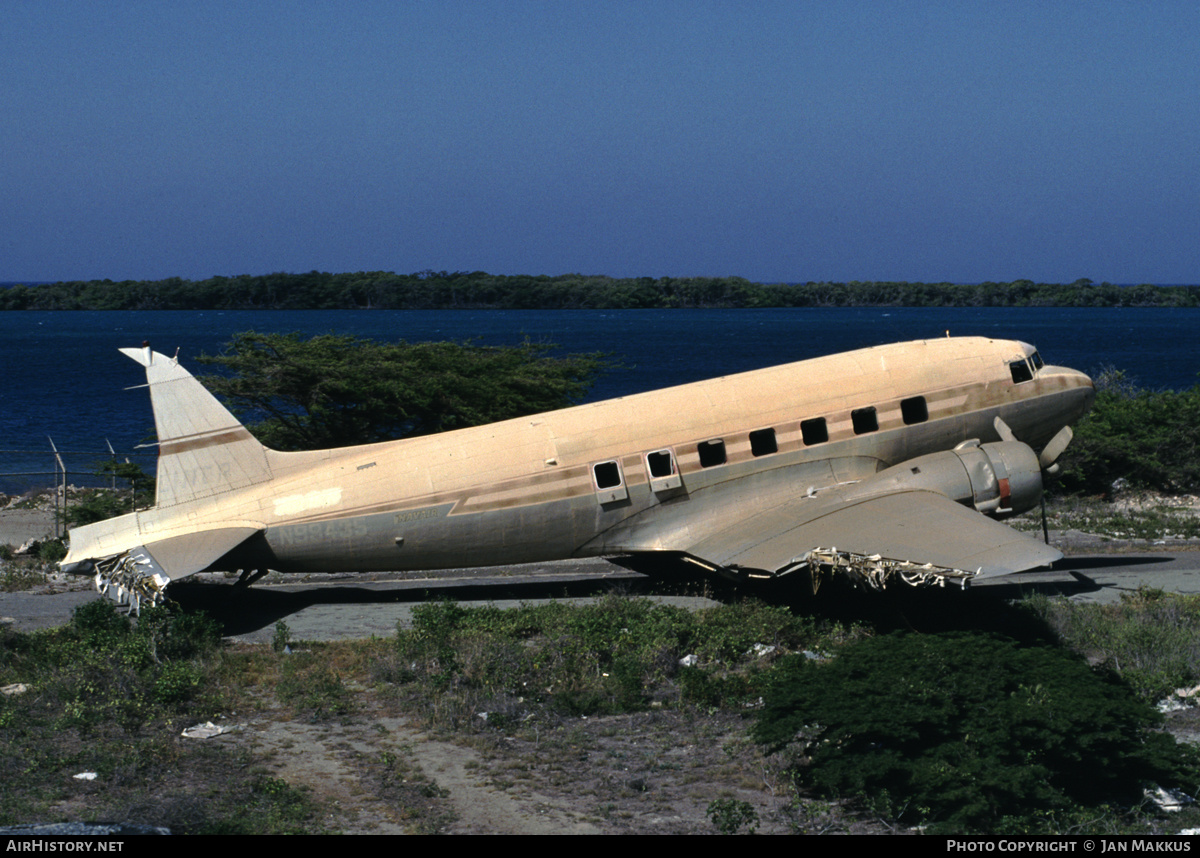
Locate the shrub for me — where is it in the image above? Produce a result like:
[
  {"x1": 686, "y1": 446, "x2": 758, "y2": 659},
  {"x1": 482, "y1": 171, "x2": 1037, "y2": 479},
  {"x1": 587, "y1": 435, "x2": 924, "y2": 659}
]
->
[
  {"x1": 36, "y1": 540, "x2": 67, "y2": 563},
  {"x1": 2, "y1": 600, "x2": 224, "y2": 731},
  {"x1": 707, "y1": 797, "x2": 759, "y2": 834},
  {"x1": 271, "y1": 620, "x2": 292, "y2": 653},
  {"x1": 753, "y1": 631, "x2": 1198, "y2": 832},
  {"x1": 64, "y1": 461, "x2": 155, "y2": 527},
  {"x1": 392, "y1": 596, "x2": 841, "y2": 726},
  {"x1": 1023, "y1": 589, "x2": 1200, "y2": 702},
  {"x1": 1057, "y1": 371, "x2": 1200, "y2": 495}
]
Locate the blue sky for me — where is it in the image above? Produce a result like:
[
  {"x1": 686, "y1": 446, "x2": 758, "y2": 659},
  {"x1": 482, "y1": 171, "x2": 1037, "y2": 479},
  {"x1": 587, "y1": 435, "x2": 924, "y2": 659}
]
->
[{"x1": 3, "y1": 1, "x2": 1197, "y2": 284}]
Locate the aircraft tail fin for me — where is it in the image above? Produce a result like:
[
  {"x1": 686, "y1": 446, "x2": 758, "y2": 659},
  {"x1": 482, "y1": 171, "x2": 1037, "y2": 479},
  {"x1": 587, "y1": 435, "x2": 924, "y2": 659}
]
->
[{"x1": 121, "y1": 346, "x2": 272, "y2": 507}]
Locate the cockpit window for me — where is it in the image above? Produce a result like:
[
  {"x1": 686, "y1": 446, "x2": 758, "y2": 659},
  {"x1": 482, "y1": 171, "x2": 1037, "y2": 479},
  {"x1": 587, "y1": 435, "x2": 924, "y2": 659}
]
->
[
  {"x1": 1010, "y1": 359, "x2": 1033, "y2": 384},
  {"x1": 1030, "y1": 351, "x2": 1044, "y2": 371}
]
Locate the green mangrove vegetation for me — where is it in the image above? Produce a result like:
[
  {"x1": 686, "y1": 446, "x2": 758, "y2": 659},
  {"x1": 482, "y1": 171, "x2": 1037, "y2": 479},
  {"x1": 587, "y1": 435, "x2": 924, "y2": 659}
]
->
[
  {"x1": 2, "y1": 271, "x2": 1197, "y2": 310},
  {"x1": 1056, "y1": 368, "x2": 1200, "y2": 497}
]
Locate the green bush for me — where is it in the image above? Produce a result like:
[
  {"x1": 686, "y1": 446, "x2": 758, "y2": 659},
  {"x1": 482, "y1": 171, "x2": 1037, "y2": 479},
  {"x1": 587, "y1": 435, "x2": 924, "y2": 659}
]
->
[
  {"x1": 1057, "y1": 371, "x2": 1200, "y2": 496},
  {"x1": 707, "y1": 797, "x2": 759, "y2": 834},
  {"x1": 271, "y1": 620, "x2": 292, "y2": 653},
  {"x1": 753, "y1": 631, "x2": 1198, "y2": 833},
  {"x1": 276, "y1": 656, "x2": 353, "y2": 720},
  {"x1": 36, "y1": 540, "x2": 67, "y2": 563},
  {"x1": 198, "y1": 332, "x2": 613, "y2": 450},
  {"x1": 71, "y1": 598, "x2": 133, "y2": 640},
  {"x1": 1, "y1": 600, "x2": 223, "y2": 731}
]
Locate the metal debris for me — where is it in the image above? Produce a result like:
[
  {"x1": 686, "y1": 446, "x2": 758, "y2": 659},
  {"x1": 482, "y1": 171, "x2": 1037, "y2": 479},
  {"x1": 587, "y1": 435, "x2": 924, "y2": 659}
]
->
[
  {"x1": 14, "y1": 539, "x2": 41, "y2": 556},
  {"x1": 181, "y1": 721, "x2": 242, "y2": 739},
  {"x1": 1146, "y1": 786, "x2": 1194, "y2": 813},
  {"x1": 799, "y1": 547, "x2": 978, "y2": 592},
  {"x1": 93, "y1": 552, "x2": 169, "y2": 614},
  {"x1": 1158, "y1": 684, "x2": 1200, "y2": 713}
]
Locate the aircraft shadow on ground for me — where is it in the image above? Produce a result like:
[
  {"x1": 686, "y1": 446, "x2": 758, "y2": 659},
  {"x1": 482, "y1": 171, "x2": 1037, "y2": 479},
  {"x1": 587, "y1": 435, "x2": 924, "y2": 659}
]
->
[
  {"x1": 169, "y1": 574, "x2": 661, "y2": 637},
  {"x1": 164, "y1": 559, "x2": 1168, "y2": 640},
  {"x1": 1055, "y1": 554, "x2": 1173, "y2": 570}
]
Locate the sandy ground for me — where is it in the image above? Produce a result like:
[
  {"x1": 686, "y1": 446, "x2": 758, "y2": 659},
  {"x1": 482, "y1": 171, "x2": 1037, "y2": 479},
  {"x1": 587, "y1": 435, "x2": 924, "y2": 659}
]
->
[{"x1": 0, "y1": 508, "x2": 60, "y2": 546}]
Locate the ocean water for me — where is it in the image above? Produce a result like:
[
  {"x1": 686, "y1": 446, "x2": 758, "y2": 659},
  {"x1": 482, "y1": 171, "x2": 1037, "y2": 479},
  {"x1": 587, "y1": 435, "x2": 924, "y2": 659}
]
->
[{"x1": 1, "y1": 306, "x2": 1196, "y2": 492}]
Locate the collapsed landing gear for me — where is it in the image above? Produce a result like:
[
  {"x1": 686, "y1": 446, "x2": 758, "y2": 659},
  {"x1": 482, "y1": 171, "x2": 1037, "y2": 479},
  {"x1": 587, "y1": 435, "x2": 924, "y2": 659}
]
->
[{"x1": 234, "y1": 568, "x2": 269, "y2": 588}]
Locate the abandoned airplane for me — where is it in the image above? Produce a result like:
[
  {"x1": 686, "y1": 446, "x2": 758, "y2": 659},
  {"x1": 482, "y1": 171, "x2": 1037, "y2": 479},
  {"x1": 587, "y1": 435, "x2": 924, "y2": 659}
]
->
[{"x1": 61, "y1": 337, "x2": 1094, "y2": 610}]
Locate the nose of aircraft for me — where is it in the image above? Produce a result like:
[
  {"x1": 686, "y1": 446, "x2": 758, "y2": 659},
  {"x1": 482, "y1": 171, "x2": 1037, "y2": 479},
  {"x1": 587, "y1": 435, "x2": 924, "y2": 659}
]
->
[{"x1": 1047, "y1": 365, "x2": 1096, "y2": 421}]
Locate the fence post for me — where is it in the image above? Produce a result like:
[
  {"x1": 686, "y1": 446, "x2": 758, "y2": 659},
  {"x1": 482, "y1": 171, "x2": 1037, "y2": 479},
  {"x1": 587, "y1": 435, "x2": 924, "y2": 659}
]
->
[{"x1": 48, "y1": 437, "x2": 65, "y2": 539}]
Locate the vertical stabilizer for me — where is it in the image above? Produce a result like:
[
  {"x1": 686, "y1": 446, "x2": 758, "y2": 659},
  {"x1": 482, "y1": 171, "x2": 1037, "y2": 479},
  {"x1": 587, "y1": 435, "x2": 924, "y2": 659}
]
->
[{"x1": 120, "y1": 347, "x2": 272, "y2": 507}]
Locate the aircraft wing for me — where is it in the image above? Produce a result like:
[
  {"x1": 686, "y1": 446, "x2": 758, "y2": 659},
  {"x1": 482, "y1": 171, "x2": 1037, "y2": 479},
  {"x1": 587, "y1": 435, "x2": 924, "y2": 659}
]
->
[{"x1": 682, "y1": 489, "x2": 1060, "y2": 586}]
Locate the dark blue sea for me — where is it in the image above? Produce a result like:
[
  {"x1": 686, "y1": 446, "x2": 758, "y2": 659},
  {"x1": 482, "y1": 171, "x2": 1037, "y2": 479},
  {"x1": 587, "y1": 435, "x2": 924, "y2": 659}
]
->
[{"x1": 1, "y1": 307, "x2": 1196, "y2": 492}]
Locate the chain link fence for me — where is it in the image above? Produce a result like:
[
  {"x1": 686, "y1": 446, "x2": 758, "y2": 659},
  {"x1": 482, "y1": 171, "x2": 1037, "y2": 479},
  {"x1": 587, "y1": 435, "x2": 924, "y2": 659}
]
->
[{"x1": 0, "y1": 445, "x2": 156, "y2": 539}]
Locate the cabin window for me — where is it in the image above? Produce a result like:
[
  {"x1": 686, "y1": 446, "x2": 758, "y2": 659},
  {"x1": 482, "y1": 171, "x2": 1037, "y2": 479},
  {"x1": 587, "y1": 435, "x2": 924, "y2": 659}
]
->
[
  {"x1": 592, "y1": 459, "x2": 629, "y2": 503},
  {"x1": 750, "y1": 428, "x2": 777, "y2": 457},
  {"x1": 1010, "y1": 359, "x2": 1033, "y2": 384},
  {"x1": 800, "y1": 417, "x2": 828, "y2": 446},
  {"x1": 645, "y1": 449, "x2": 682, "y2": 492},
  {"x1": 698, "y1": 439, "x2": 726, "y2": 468},
  {"x1": 852, "y1": 406, "x2": 878, "y2": 435},
  {"x1": 646, "y1": 450, "x2": 674, "y2": 478},
  {"x1": 900, "y1": 396, "x2": 928, "y2": 425},
  {"x1": 593, "y1": 461, "x2": 622, "y2": 490}
]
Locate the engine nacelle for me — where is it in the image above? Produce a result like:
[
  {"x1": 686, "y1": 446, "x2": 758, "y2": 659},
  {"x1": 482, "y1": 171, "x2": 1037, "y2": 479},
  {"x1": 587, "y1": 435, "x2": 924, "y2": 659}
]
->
[{"x1": 865, "y1": 440, "x2": 1043, "y2": 518}]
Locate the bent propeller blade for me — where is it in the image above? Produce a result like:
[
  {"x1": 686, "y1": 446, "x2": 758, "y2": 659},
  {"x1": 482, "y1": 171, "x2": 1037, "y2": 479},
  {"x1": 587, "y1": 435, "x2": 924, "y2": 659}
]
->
[{"x1": 1039, "y1": 425, "x2": 1074, "y2": 470}]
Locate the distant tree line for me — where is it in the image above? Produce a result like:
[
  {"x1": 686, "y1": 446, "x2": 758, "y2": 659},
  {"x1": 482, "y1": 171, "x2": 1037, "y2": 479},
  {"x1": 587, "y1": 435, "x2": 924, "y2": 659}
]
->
[{"x1": 1, "y1": 271, "x2": 1198, "y2": 311}]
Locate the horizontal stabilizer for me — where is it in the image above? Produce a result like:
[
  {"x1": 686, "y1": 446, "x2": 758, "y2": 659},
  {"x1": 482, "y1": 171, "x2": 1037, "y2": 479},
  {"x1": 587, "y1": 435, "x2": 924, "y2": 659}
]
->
[{"x1": 132, "y1": 526, "x2": 262, "y2": 582}]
